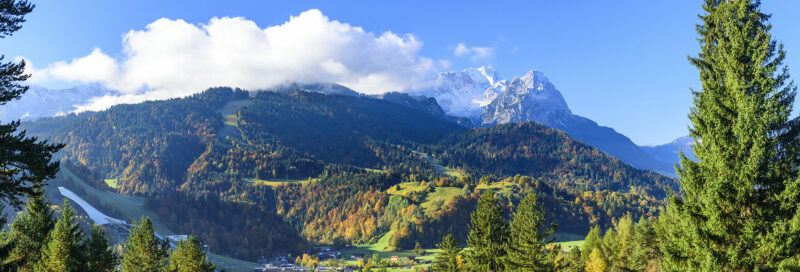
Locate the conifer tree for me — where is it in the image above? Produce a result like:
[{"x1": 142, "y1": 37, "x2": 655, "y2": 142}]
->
[
  {"x1": 120, "y1": 217, "x2": 169, "y2": 272},
  {"x1": 35, "y1": 200, "x2": 86, "y2": 272},
  {"x1": 580, "y1": 226, "x2": 602, "y2": 264},
  {"x1": 433, "y1": 234, "x2": 464, "y2": 272},
  {"x1": 464, "y1": 191, "x2": 508, "y2": 272},
  {"x1": 86, "y1": 224, "x2": 118, "y2": 272},
  {"x1": 168, "y1": 236, "x2": 215, "y2": 272},
  {"x1": 0, "y1": 0, "x2": 64, "y2": 208},
  {"x1": 506, "y1": 193, "x2": 557, "y2": 271},
  {"x1": 661, "y1": 0, "x2": 800, "y2": 270},
  {"x1": 1, "y1": 185, "x2": 55, "y2": 271}
]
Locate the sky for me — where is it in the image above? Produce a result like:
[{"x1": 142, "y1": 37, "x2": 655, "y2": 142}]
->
[{"x1": 3, "y1": 1, "x2": 800, "y2": 145}]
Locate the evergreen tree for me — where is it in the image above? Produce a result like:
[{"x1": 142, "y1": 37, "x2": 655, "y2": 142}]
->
[
  {"x1": 0, "y1": 0, "x2": 64, "y2": 208},
  {"x1": 606, "y1": 214, "x2": 634, "y2": 271},
  {"x1": 168, "y1": 236, "x2": 215, "y2": 272},
  {"x1": 558, "y1": 248, "x2": 584, "y2": 272},
  {"x1": 661, "y1": 0, "x2": 800, "y2": 270},
  {"x1": 506, "y1": 193, "x2": 557, "y2": 271},
  {"x1": 464, "y1": 191, "x2": 508, "y2": 272},
  {"x1": 120, "y1": 217, "x2": 169, "y2": 272},
  {"x1": 630, "y1": 216, "x2": 659, "y2": 271},
  {"x1": 86, "y1": 224, "x2": 118, "y2": 272},
  {"x1": 1, "y1": 185, "x2": 55, "y2": 271},
  {"x1": 35, "y1": 200, "x2": 86, "y2": 272},
  {"x1": 580, "y1": 226, "x2": 602, "y2": 264},
  {"x1": 432, "y1": 234, "x2": 464, "y2": 272}
]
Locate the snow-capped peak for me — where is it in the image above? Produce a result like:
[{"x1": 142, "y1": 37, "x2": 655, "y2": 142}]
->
[{"x1": 464, "y1": 66, "x2": 503, "y2": 88}]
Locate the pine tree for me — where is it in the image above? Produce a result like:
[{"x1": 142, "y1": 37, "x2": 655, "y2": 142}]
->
[
  {"x1": 432, "y1": 234, "x2": 464, "y2": 272},
  {"x1": 35, "y1": 200, "x2": 87, "y2": 272},
  {"x1": 0, "y1": 0, "x2": 64, "y2": 208},
  {"x1": 630, "y1": 216, "x2": 659, "y2": 271},
  {"x1": 168, "y1": 236, "x2": 215, "y2": 272},
  {"x1": 464, "y1": 191, "x2": 508, "y2": 272},
  {"x1": 580, "y1": 226, "x2": 602, "y2": 264},
  {"x1": 506, "y1": 193, "x2": 557, "y2": 271},
  {"x1": 607, "y1": 214, "x2": 634, "y2": 271},
  {"x1": 120, "y1": 217, "x2": 170, "y2": 272},
  {"x1": 86, "y1": 224, "x2": 118, "y2": 272},
  {"x1": 661, "y1": 0, "x2": 800, "y2": 271},
  {"x1": 1, "y1": 185, "x2": 55, "y2": 271}
]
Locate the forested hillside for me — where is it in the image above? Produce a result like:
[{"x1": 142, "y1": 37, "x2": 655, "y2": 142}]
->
[{"x1": 24, "y1": 85, "x2": 673, "y2": 259}]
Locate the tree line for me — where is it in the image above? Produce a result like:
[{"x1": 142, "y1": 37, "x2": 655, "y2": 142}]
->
[{"x1": 0, "y1": 185, "x2": 215, "y2": 272}]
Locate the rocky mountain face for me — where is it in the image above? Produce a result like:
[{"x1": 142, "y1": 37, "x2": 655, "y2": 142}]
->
[{"x1": 412, "y1": 67, "x2": 676, "y2": 175}]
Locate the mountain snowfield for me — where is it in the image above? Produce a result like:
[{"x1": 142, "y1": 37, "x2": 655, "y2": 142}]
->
[
  {"x1": 412, "y1": 66, "x2": 687, "y2": 176},
  {"x1": 8, "y1": 66, "x2": 690, "y2": 175}
]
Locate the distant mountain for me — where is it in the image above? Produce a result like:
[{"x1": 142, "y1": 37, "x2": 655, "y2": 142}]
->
[
  {"x1": 412, "y1": 67, "x2": 675, "y2": 175},
  {"x1": 15, "y1": 70, "x2": 680, "y2": 176},
  {"x1": 641, "y1": 135, "x2": 696, "y2": 171},
  {"x1": 0, "y1": 84, "x2": 116, "y2": 122},
  {"x1": 408, "y1": 66, "x2": 504, "y2": 121},
  {"x1": 376, "y1": 92, "x2": 473, "y2": 127}
]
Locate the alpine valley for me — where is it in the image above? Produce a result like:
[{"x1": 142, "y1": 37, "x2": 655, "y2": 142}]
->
[{"x1": 18, "y1": 73, "x2": 680, "y2": 261}]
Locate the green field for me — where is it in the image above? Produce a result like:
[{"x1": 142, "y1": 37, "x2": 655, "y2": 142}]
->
[
  {"x1": 242, "y1": 177, "x2": 318, "y2": 187},
  {"x1": 413, "y1": 150, "x2": 464, "y2": 178},
  {"x1": 386, "y1": 182, "x2": 428, "y2": 196},
  {"x1": 103, "y1": 178, "x2": 119, "y2": 189},
  {"x1": 420, "y1": 187, "x2": 464, "y2": 211},
  {"x1": 343, "y1": 231, "x2": 441, "y2": 271}
]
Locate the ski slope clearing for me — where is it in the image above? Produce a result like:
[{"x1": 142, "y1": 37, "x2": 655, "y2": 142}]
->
[{"x1": 58, "y1": 186, "x2": 126, "y2": 225}]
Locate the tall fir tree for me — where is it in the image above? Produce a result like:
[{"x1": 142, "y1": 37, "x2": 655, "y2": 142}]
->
[
  {"x1": 168, "y1": 236, "x2": 215, "y2": 272},
  {"x1": 506, "y1": 193, "x2": 557, "y2": 272},
  {"x1": 432, "y1": 234, "x2": 465, "y2": 272},
  {"x1": 581, "y1": 226, "x2": 602, "y2": 264},
  {"x1": 86, "y1": 224, "x2": 118, "y2": 272},
  {"x1": 661, "y1": 0, "x2": 800, "y2": 271},
  {"x1": 630, "y1": 216, "x2": 659, "y2": 271},
  {"x1": 120, "y1": 217, "x2": 170, "y2": 272},
  {"x1": 0, "y1": 185, "x2": 55, "y2": 271},
  {"x1": 0, "y1": 0, "x2": 63, "y2": 208},
  {"x1": 35, "y1": 200, "x2": 87, "y2": 272},
  {"x1": 464, "y1": 191, "x2": 508, "y2": 272}
]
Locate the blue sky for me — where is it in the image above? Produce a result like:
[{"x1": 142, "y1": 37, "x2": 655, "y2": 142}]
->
[{"x1": 3, "y1": 1, "x2": 800, "y2": 145}]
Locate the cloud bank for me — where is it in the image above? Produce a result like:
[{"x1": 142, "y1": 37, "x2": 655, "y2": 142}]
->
[
  {"x1": 453, "y1": 42, "x2": 494, "y2": 61},
  {"x1": 26, "y1": 9, "x2": 440, "y2": 112}
]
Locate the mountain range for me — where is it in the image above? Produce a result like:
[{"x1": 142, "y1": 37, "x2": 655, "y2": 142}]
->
[
  {"x1": 9, "y1": 67, "x2": 693, "y2": 175},
  {"x1": 410, "y1": 67, "x2": 693, "y2": 176}
]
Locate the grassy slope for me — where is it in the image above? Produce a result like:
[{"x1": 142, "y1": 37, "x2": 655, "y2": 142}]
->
[
  {"x1": 242, "y1": 177, "x2": 318, "y2": 187},
  {"x1": 351, "y1": 180, "x2": 586, "y2": 271},
  {"x1": 413, "y1": 150, "x2": 464, "y2": 178},
  {"x1": 216, "y1": 99, "x2": 251, "y2": 147}
]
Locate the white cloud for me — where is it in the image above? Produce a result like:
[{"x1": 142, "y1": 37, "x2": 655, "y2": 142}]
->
[
  {"x1": 26, "y1": 9, "x2": 442, "y2": 112},
  {"x1": 454, "y1": 43, "x2": 470, "y2": 57},
  {"x1": 453, "y1": 42, "x2": 494, "y2": 61}
]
